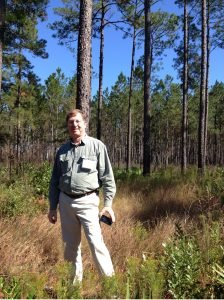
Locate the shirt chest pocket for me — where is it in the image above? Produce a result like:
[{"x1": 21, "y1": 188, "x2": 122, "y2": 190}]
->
[
  {"x1": 59, "y1": 154, "x2": 72, "y2": 174},
  {"x1": 81, "y1": 155, "x2": 97, "y2": 172}
]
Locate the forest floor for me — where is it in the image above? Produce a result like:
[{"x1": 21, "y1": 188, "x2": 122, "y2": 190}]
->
[{"x1": 0, "y1": 166, "x2": 224, "y2": 298}]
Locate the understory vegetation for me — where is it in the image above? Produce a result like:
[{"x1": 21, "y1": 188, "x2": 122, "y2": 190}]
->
[{"x1": 0, "y1": 164, "x2": 224, "y2": 299}]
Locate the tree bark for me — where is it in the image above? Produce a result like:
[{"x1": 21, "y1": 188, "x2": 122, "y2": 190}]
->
[
  {"x1": 181, "y1": 0, "x2": 188, "y2": 174},
  {"x1": 143, "y1": 0, "x2": 152, "y2": 176},
  {"x1": 204, "y1": 0, "x2": 210, "y2": 164},
  {"x1": 198, "y1": 0, "x2": 207, "y2": 175},
  {"x1": 76, "y1": 0, "x2": 92, "y2": 129},
  {"x1": 0, "y1": 0, "x2": 6, "y2": 95},
  {"x1": 126, "y1": 11, "x2": 137, "y2": 171},
  {"x1": 97, "y1": 0, "x2": 105, "y2": 140},
  {"x1": 15, "y1": 62, "x2": 22, "y2": 174}
]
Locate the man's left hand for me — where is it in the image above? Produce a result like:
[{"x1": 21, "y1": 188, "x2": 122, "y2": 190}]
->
[
  {"x1": 48, "y1": 210, "x2": 57, "y2": 224},
  {"x1": 100, "y1": 206, "x2": 115, "y2": 222}
]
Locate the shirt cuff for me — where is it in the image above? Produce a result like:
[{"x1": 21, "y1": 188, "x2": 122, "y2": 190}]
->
[{"x1": 104, "y1": 199, "x2": 112, "y2": 207}]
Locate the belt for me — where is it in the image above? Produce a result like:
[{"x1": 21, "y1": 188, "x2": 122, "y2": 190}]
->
[{"x1": 63, "y1": 189, "x2": 99, "y2": 199}]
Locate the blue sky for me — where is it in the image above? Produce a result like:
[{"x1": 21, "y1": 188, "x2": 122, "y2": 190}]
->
[{"x1": 29, "y1": 0, "x2": 223, "y2": 96}]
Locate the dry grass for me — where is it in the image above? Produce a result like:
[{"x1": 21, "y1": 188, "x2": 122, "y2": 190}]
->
[
  {"x1": 0, "y1": 179, "x2": 222, "y2": 298},
  {"x1": 0, "y1": 183, "x2": 193, "y2": 268},
  {"x1": 0, "y1": 216, "x2": 63, "y2": 275}
]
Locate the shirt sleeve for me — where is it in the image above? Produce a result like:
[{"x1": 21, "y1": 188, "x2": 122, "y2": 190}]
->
[
  {"x1": 49, "y1": 150, "x2": 61, "y2": 210},
  {"x1": 98, "y1": 144, "x2": 116, "y2": 207}
]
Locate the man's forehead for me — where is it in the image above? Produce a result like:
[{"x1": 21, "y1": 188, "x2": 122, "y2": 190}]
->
[{"x1": 68, "y1": 114, "x2": 84, "y2": 121}]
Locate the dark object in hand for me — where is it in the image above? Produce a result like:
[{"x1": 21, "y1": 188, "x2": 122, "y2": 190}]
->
[{"x1": 100, "y1": 215, "x2": 113, "y2": 226}]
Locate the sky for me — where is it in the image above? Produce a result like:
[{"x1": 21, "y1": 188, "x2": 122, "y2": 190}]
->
[{"x1": 28, "y1": 0, "x2": 224, "y2": 97}]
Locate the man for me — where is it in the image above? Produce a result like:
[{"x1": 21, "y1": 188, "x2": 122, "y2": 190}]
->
[{"x1": 48, "y1": 109, "x2": 116, "y2": 282}]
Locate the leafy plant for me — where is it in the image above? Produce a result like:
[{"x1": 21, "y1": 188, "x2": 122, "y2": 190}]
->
[
  {"x1": 125, "y1": 255, "x2": 165, "y2": 299},
  {"x1": 207, "y1": 263, "x2": 224, "y2": 299},
  {"x1": 198, "y1": 216, "x2": 223, "y2": 270},
  {"x1": 132, "y1": 221, "x2": 148, "y2": 241},
  {"x1": 126, "y1": 257, "x2": 141, "y2": 299},
  {"x1": 55, "y1": 262, "x2": 81, "y2": 299},
  {"x1": 31, "y1": 162, "x2": 52, "y2": 198},
  {"x1": 139, "y1": 256, "x2": 165, "y2": 299},
  {"x1": 213, "y1": 263, "x2": 224, "y2": 284},
  {"x1": 0, "y1": 273, "x2": 47, "y2": 299},
  {"x1": 0, "y1": 184, "x2": 38, "y2": 217},
  {"x1": 162, "y1": 229, "x2": 202, "y2": 299},
  {"x1": 0, "y1": 276, "x2": 22, "y2": 299},
  {"x1": 100, "y1": 275, "x2": 121, "y2": 299}
]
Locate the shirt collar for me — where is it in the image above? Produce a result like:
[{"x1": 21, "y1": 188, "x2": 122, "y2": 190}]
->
[{"x1": 70, "y1": 134, "x2": 88, "y2": 146}]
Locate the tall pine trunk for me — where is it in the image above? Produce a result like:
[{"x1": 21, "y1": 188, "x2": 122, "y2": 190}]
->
[
  {"x1": 15, "y1": 63, "x2": 22, "y2": 174},
  {"x1": 126, "y1": 6, "x2": 137, "y2": 171},
  {"x1": 198, "y1": 0, "x2": 207, "y2": 175},
  {"x1": 76, "y1": 0, "x2": 92, "y2": 129},
  {"x1": 0, "y1": 0, "x2": 6, "y2": 95},
  {"x1": 97, "y1": 0, "x2": 105, "y2": 140},
  {"x1": 204, "y1": 0, "x2": 210, "y2": 164},
  {"x1": 181, "y1": 0, "x2": 188, "y2": 174},
  {"x1": 213, "y1": 109, "x2": 217, "y2": 164},
  {"x1": 143, "y1": 0, "x2": 152, "y2": 176}
]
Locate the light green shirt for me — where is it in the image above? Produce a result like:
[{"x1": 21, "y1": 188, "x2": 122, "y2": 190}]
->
[{"x1": 49, "y1": 135, "x2": 116, "y2": 210}]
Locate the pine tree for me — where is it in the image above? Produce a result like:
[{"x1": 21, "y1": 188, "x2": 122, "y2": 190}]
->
[
  {"x1": 143, "y1": 0, "x2": 152, "y2": 175},
  {"x1": 198, "y1": 0, "x2": 207, "y2": 175},
  {"x1": 117, "y1": 0, "x2": 144, "y2": 171},
  {"x1": 1, "y1": 0, "x2": 48, "y2": 171},
  {"x1": 76, "y1": 0, "x2": 93, "y2": 128},
  {"x1": 0, "y1": 0, "x2": 6, "y2": 94}
]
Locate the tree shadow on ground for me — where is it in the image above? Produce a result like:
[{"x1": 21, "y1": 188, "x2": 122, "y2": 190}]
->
[{"x1": 133, "y1": 193, "x2": 223, "y2": 228}]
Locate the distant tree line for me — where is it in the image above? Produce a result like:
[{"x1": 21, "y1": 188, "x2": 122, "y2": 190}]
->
[{"x1": 0, "y1": 0, "x2": 224, "y2": 175}]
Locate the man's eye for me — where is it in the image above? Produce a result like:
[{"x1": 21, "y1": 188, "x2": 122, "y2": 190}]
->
[{"x1": 69, "y1": 119, "x2": 81, "y2": 125}]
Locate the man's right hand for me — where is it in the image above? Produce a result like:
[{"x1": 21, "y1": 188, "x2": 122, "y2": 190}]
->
[
  {"x1": 100, "y1": 206, "x2": 115, "y2": 223},
  {"x1": 48, "y1": 210, "x2": 57, "y2": 224}
]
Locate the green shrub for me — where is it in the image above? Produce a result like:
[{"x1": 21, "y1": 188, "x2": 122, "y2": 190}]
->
[
  {"x1": 100, "y1": 275, "x2": 122, "y2": 299},
  {"x1": 139, "y1": 256, "x2": 165, "y2": 299},
  {"x1": 198, "y1": 216, "x2": 223, "y2": 269},
  {"x1": 213, "y1": 263, "x2": 224, "y2": 284},
  {"x1": 0, "y1": 183, "x2": 40, "y2": 218},
  {"x1": 54, "y1": 262, "x2": 81, "y2": 299},
  {"x1": 197, "y1": 167, "x2": 224, "y2": 201},
  {"x1": 0, "y1": 273, "x2": 47, "y2": 299},
  {"x1": 31, "y1": 162, "x2": 52, "y2": 198},
  {"x1": 206, "y1": 263, "x2": 224, "y2": 299},
  {"x1": 0, "y1": 163, "x2": 51, "y2": 217},
  {"x1": 162, "y1": 231, "x2": 202, "y2": 299},
  {"x1": 0, "y1": 276, "x2": 22, "y2": 299},
  {"x1": 125, "y1": 255, "x2": 165, "y2": 299},
  {"x1": 126, "y1": 257, "x2": 141, "y2": 299},
  {"x1": 132, "y1": 221, "x2": 148, "y2": 241},
  {"x1": 162, "y1": 220, "x2": 224, "y2": 299}
]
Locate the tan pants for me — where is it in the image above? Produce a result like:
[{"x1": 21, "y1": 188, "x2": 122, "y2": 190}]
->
[{"x1": 59, "y1": 191, "x2": 114, "y2": 281}]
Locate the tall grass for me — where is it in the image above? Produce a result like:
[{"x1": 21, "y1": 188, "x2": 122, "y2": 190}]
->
[{"x1": 0, "y1": 165, "x2": 224, "y2": 298}]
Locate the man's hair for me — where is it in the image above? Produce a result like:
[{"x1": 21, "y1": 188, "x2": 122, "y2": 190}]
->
[{"x1": 66, "y1": 109, "x2": 85, "y2": 123}]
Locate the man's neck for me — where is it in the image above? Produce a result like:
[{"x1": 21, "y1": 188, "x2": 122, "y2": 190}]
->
[
  {"x1": 72, "y1": 137, "x2": 82, "y2": 145},
  {"x1": 71, "y1": 134, "x2": 86, "y2": 145}
]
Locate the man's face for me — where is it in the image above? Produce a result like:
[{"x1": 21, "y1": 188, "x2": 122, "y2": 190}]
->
[{"x1": 67, "y1": 113, "x2": 86, "y2": 141}]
